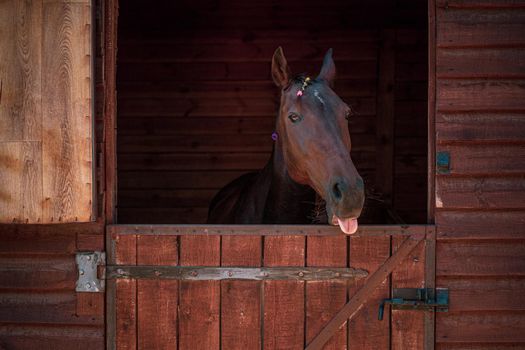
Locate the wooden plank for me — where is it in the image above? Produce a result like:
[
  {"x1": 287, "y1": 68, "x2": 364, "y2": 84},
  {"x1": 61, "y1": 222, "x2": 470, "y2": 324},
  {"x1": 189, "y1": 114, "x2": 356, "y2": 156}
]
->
[
  {"x1": 118, "y1": 170, "x2": 247, "y2": 189},
  {"x1": 437, "y1": 344, "x2": 525, "y2": 350},
  {"x1": 437, "y1": 144, "x2": 525, "y2": 175},
  {"x1": 264, "y1": 236, "x2": 305, "y2": 350},
  {"x1": 436, "y1": 113, "x2": 525, "y2": 143},
  {"x1": 0, "y1": 0, "x2": 42, "y2": 142},
  {"x1": 437, "y1": 277, "x2": 525, "y2": 311},
  {"x1": 392, "y1": 238, "x2": 426, "y2": 350},
  {"x1": 104, "y1": 0, "x2": 118, "y2": 223},
  {"x1": 437, "y1": 8, "x2": 525, "y2": 47},
  {"x1": 179, "y1": 235, "x2": 220, "y2": 350},
  {"x1": 436, "y1": 210, "x2": 525, "y2": 239},
  {"x1": 0, "y1": 142, "x2": 42, "y2": 223},
  {"x1": 436, "y1": 79, "x2": 525, "y2": 112},
  {"x1": 306, "y1": 235, "x2": 424, "y2": 350},
  {"x1": 306, "y1": 236, "x2": 347, "y2": 350},
  {"x1": 437, "y1": 241, "x2": 525, "y2": 276},
  {"x1": 437, "y1": 48, "x2": 525, "y2": 78},
  {"x1": 0, "y1": 226, "x2": 77, "y2": 254},
  {"x1": 118, "y1": 41, "x2": 378, "y2": 63},
  {"x1": 348, "y1": 237, "x2": 391, "y2": 350},
  {"x1": 117, "y1": 207, "x2": 209, "y2": 224},
  {"x1": 42, "y1": 1, "x2": 93, "y2": 222},
  {"x1": 108, "y1": 224, "x2": 429, "y2": 237},
  {"x1": 118, "y1": 153, "x2": 269, "y2": 171},
  {"x1": 117, "y1": 134, "x2": 374, "y2": 153},
  {"x1": 375, "y1": 29, "x2": 396, "y2": 205},
  {"x1": 436, "y1": 177, "x2": 525, "y2": 209},
  {"x1": 221, "y1": 235, "x2": 261, "y2": 350},
  {"x1": 0, "y1": 292, "x2": 103, "y2": 326},
  {"x1": 437, "y1": 312, "x2": 525, "y2": 343},
  {"x1": 117, "y1": 60, "x2": 377, "y2": 82},
  {"x1": 436, "y1": 0, "x2": 525, "y2": 8},
  {"x1": 113, "y1": 233, "x2": 137, "y2": 350},
  {"x1": 137, "y1": 236, "x2": 178, "y2": 350},
  {"x1": 0, "y1": 255, "x2": 75, "y2": 291},
  {"x1": 0, "y1": 325, "x2": 104, "y2": 350}
]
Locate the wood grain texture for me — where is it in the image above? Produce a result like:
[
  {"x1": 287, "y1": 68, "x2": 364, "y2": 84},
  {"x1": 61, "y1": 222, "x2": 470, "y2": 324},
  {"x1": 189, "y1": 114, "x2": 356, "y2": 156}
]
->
[
  {"x1": 220, "y1": 234, "x2": 262, "y2": 350},
  {"x1": 437, "y1": 241, "x2": 525, "y2": 276},
  {"x1": 179, "y1": 235, "x2": 220, "y2": 350},
  {"x1": 0, "y1": 142, "x2": 42, "y2": 223},
  {"x1": 137, "y1": 236, "x2": 178, "y2": 350},
  {"x1": 392, "y1": 238, "x2": 426, "y2": 350},
  {"x1": 42, "y1": 1, "x2": 93, "y2": 223},
  {"x1": 306, "y1": 236, "x2": 347, "y2": 349},
  {"x1": 436, "y1": 210, "x2": 525, "y2": 239},
  {"x1": 348, "y1": 236, "x2": 391, "y2": 350},
  {"x1": 113, "y1": 233, "x2": 137, "y2": 350},
  {"x1": 264, "y1": 236, "x2": 305, "y2": 350},
  {"x1": 0, "y1": 0, "x2": 42, "y2": 142}
]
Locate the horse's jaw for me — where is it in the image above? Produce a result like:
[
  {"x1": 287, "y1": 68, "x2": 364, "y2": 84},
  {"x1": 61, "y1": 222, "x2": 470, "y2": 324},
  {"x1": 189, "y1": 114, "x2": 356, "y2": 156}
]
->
[{"x1": 331, "y1": 215, "x2": 359, "y2": 235}]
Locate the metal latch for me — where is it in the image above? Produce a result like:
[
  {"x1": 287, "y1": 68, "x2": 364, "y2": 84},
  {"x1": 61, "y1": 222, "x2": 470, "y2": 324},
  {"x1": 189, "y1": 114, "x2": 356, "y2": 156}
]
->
[
  {"x1": 76, "y1": 251, "x2": 106, "y2": 292},
  {"x1": 378, "y1": 288, "x2": 448, "y2": 320}
]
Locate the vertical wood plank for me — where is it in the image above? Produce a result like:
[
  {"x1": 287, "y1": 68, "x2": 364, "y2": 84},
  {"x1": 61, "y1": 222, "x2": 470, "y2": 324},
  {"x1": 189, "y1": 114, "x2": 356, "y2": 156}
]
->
[
  {"x1": 348, "y1": 236, "x2": 391, "y2": 350},
  {"x1": 137, "y1": 235, "x2": 178, "y2": 350},
  {"x1": 375, "y1": 29, "x2": 396, "y2": 205},
  {"x1": 264, "y1": 236, "x2": 305, "y2": 350},
  {"x1": 0, "y1": 142, "x2": 42, "y2": 223},
  {"x1": 114, "y1": 233, "x2": 137, "y2": 350},
  {"x1": 221, "y1": 236, "x2": 262, "y2": 350},
  {"x1": 0, "y1": 0, "x2": 42, "y2": 142},
  {"x1": 42, "y1": 1, "x2": 93, "y2": 222},
  {"x1": 306, "y1": 236, "x2": 347, "y2": 349},
  {"x1": 179, "y1": 236, "x2": 220, "y2": 350},
  {"x1": 391, "y1": 237, "x2": 426, "y2": 350}
]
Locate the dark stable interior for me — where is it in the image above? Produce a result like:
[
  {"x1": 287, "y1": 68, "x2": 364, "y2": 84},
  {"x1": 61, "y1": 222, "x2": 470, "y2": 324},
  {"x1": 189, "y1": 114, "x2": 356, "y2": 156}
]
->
[{"x1": 116, "y1": 0, "x2": 428, "y2": 224}]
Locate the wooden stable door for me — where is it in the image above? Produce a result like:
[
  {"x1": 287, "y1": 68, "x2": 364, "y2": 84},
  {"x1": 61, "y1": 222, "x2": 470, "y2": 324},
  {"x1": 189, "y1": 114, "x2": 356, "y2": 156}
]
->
[{"x1": 106, "y1": 225, "x2": 435, "y2": 350}]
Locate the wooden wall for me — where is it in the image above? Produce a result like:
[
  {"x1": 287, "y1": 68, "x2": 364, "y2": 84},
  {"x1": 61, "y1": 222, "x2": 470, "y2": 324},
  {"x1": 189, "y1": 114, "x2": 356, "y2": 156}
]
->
[
  {"x1": 116, "y1": 0, "x2": 428, "y2": 224},
  {"x1": 0, "y1": 0, "x2": 94, "y2": 223},
  {"x1": 0, "y1": 0, "x2": 112, "y2": 348},
  {"x1": 434, "y1": 0, "x2": 525, "y2": 347}
]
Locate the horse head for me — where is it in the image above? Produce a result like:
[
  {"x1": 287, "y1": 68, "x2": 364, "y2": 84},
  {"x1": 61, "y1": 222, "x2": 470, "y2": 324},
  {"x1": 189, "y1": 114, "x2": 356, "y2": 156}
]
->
[{"x1": 271, "y1": 47, "x2": 365, "y2": 234}]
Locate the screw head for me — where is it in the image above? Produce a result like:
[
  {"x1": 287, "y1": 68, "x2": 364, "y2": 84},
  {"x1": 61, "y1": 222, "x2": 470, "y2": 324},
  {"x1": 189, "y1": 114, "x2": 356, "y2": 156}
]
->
[
  {"x1": 86, "y1": 255, "x2": 92, "y2": 261},
  {"x1": 228, "y1": 271, "x2": 233, "y2": 277},
  {"x1": 298, "y1": 272, "x2": 304, "y2": 277},
  {"x1": 79, "y1": 269, "x2": 85, "y2": 275},
  {"x1": 86, "y1": 283, "x2": 91, "y2": 289}
]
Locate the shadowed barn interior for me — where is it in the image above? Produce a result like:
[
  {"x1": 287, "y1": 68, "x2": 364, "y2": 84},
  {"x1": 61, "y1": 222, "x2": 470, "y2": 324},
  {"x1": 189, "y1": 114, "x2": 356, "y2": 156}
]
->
[{"x1": 116, "y1": 0, "x2": 428, "y2": 224}]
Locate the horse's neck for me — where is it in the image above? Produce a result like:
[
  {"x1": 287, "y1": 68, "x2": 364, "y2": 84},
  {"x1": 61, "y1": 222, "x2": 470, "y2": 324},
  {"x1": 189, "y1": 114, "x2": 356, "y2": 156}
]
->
[{"x1": 261, "y1": 144, "x2": 316, "y2": 224}]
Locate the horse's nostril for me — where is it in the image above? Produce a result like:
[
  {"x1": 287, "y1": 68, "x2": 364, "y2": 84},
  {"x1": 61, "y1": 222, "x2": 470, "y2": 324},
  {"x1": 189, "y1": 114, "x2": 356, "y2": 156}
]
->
[{"x1": 332, "y1": 183, "x2": 343, "y2": 200}]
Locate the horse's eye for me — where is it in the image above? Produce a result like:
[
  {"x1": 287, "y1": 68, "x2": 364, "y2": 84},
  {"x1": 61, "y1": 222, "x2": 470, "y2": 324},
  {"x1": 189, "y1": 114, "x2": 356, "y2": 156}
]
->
[{"x1": 288, "y1": 112, "x2": 302, "y2": 123}]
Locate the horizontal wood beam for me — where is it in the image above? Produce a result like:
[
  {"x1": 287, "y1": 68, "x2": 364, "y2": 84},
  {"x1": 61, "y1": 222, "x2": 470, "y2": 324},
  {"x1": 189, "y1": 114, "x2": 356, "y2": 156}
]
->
[
  {"x1": 108, "y1": 224, "x2": 431, "y2": 237},
  {"x1": 105, "y1": 266, "x2": 368, "y2": 281}
]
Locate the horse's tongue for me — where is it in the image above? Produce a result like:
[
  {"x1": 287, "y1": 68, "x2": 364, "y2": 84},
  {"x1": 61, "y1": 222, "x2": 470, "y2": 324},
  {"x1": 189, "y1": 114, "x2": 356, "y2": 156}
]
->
[{"x1": 334, "y1": 216, "x2": 358, "y2": 235}]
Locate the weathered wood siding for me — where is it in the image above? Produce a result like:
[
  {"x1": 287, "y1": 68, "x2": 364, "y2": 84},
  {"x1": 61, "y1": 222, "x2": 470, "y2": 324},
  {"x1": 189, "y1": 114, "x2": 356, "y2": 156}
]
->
[
  {"x1": 0, "y1": 0, "x2": 112, "y2": 348},
  {"x1": 0, "y1": 0, "x2": 93, "y2": 223},
  {"x1": 116, "y1": 0, "x2": 428, "y2": 224},
  {"x1": 434, "y1": 0, "x2": 525, "y2": 347}
]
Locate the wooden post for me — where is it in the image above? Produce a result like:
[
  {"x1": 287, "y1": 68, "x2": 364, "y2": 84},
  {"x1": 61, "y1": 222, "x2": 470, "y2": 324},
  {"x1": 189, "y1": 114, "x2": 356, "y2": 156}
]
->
[{"x1": 375, "y1": 29, "x2": 396, "y2": 207}]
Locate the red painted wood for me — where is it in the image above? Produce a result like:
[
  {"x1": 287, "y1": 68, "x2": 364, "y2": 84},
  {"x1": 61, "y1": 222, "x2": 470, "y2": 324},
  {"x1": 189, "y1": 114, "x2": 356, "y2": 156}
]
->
[
  {"x1": 391, "y1": 238, "x2": 426, "y2": 350},
  {"x1": 348, "y1": 236, "x2": 391, "y2": 350},
  {"x1": 221, "y1": 235, "x2": 262, "y2": 350},
  {"x1": 137, "y1": 236, "x2": 178, "y2": 350},
  {"x1": 305, "y1": 236, "x2": 348, "y2": 350},
  {"x1": 264, "y1": 236, "x2": 305, "y2": 350},
  {"x1": 179, "y1": 236, "x2": 220, "y2": 350}
]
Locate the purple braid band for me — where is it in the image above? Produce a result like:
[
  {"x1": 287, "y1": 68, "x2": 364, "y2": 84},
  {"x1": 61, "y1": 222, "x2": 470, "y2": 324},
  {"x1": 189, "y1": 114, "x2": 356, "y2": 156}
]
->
[{"x1": 271, "y1": 131, "x2": 279, "y2": 141}]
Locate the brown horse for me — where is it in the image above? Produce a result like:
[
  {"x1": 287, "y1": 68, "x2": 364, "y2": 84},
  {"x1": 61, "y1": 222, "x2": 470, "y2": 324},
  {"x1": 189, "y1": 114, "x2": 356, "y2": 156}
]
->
[{"x1": 207, "y1": 47, "x2": 365, "y2": 234}]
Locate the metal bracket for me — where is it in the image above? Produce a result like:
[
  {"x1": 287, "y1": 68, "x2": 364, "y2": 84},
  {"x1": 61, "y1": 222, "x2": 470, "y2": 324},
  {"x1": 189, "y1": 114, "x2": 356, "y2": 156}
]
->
[
  {"x1": 76, "y1": 251, "x2": 106, "y2": 292},
  {"x1": 378, "y1": 288, "x2": 449, "y2": 320}
]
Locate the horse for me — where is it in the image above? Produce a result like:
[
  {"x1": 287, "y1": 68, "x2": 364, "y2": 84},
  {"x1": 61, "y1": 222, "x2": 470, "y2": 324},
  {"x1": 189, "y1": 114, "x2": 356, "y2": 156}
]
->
[{"x1": 207, "y1": 47, "x2": 365, "y2": 234}]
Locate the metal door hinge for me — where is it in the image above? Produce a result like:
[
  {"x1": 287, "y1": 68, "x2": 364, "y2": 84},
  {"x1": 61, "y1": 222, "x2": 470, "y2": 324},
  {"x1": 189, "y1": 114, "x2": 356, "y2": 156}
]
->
[
  {"x1": 378, "y1": 288, "x2": 448, "y2": 320},
  {"x1": 76, "y1": 251, "x2": 106, "y2": 292}
]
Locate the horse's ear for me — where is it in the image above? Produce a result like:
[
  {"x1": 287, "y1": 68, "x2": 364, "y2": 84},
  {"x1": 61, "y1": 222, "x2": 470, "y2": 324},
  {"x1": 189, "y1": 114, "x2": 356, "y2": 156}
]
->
[
  {"x1": 271, "y1": 47, "x2": 291, "y2": 88},
  {"x1": 317, "y1": 48, "x2": 336, "y2": 87}
]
